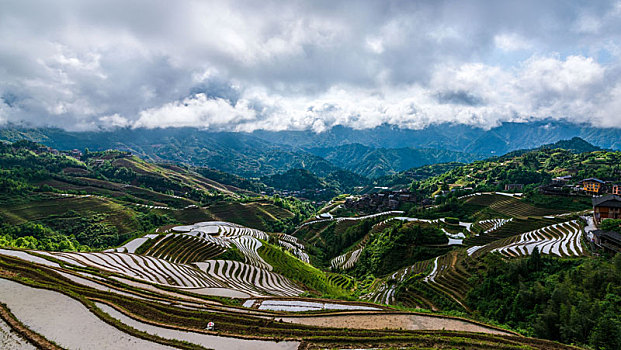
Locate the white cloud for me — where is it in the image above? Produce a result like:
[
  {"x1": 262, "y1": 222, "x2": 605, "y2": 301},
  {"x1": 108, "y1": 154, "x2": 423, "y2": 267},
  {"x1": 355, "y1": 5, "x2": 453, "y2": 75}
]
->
[
  {"x1": 0, "y1": 0, "x2": 620, "y2": 131},
  {"x1": 494, "y1": 33, "x2": 533, "y2": 51},
  {"x1": 99, "y1": 113, "x2": 130, "y2": 128},
  {"x1": 133, "y1": 93, "x2": 256, "y2": 129},
  {"x1": 127, "y1": 54, "x2": 613, "y2": 132}
]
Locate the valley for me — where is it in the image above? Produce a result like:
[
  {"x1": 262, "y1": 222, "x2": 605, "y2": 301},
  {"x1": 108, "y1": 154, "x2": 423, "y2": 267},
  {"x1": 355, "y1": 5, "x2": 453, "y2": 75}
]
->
[{"x1": 0, "y1": 137, "x2": 619, "y2": 349}]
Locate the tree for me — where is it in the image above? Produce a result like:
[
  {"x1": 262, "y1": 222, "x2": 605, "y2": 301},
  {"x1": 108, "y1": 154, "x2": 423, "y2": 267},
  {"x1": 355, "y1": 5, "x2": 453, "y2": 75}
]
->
[{"x1": 600, "y1": 219, "x2": 621, "y2": 233}]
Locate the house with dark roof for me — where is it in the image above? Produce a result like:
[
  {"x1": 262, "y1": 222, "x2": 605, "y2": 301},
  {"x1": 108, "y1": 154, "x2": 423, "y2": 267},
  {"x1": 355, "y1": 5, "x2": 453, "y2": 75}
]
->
[
  {"x1": 580, "y1": 178, "x2": 605, "y2": 194},
  {"x1": 592, "y1": 230, "x2": 621, "y2": 254},
  {"x1": 593, "y1": 195, "x2": 621, "y2": 224}
]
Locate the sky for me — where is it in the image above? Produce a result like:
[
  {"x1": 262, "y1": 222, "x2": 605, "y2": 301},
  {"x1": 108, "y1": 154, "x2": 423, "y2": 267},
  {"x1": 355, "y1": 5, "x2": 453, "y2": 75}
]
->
[{"x1": 1, "y1": 0, "x2": 620, "y2": 132}]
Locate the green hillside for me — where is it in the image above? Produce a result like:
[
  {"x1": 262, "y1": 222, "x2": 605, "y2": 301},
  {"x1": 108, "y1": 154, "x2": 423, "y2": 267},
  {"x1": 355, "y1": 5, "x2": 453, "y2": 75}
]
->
[
  {"x1": 411, "y1": 147, "x2": 621, "y2": 196},
  {"x1": 0, "y1": 141, "x2": 313, "y2": 250}
]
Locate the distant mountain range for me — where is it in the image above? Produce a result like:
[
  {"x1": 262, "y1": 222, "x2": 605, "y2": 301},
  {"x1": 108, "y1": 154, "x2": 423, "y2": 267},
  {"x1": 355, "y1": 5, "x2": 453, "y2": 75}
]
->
[
  {"x1": 251, "y1": 120, "x2": 621, "y2": 153},
  {"x1": 306, "y1": 144, "x2": 483, "y2": 178},
  {"x1": 0, "y1": 120, "x2": 618, "y2": 179}
]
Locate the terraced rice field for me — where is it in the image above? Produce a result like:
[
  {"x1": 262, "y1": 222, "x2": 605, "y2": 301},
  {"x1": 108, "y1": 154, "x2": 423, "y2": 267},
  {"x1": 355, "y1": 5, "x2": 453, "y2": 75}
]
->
[
  {"x1": 96, "y1": 303, "x2": 300, "y2": 350},
  {"x1": 330, "y1": 248, "x2": 362, "y2": 270},
  {"x1": 167, "y1": 220, "x2": 311, "y2": 265},
  {"x1": 0, "y1": 247, "x2": 582, "y2": 349},
  {"x1": 422, "y1": 252, "x2": 471, "y2": 310},
  {"x1": 144, "y1": 234, "x2": 228, "y2": 263},
  {"x1": 370, "y1": 260, "x2": 430, "y2": 305},
  {"x1": 458, "y1": 192, "x2": 522, "y2": 200},
  {"x1": 194, "y1": 260, "x2": 304, "y2": 296},
  {"x1": 0, "y1": 249, "x2": 60, "y2": 268},
  {"x1": 173, "y1": 221, "x2": 269, "y2": 241},
  {"x1": 465, "y1": 217, "x2": 560, "y2": 246},
  {"x1": 464, "y1": 194, "x2": 565, "y2": 218},
  {"x1": 489, "y1": 220, "x2": 585, "y2": 258},
  {"x1": 276, "y1": 234, "x2": 309, "y2": 262},
  {"x1": 51, "y1": 252, "x2": 225, "y2": 288},
  {"x1": 476, "y1": 218, "x2": 513, "y2": 234},
  {"x1": 326, "y1": 273, "x2": 355, "y2": 290},
  {"x1": 229, "y1": 236, "x2": 272, "y2": 270},
  {"x1": 0, "y1": 317, "x2": 36, "y2": 350},
  {"x1": 298, "y1": 211, "x2": 405, "y2": 228},
  {"x1": 244, "y1": 299, "x2": 380, "y2": 312},
  {"x1": 277, "y1": 233, "x2": 302, "y2": 247},
  {"x1": 277, "y1": 240, "x2": 309, "y2": 263},
  {"x1": 466, "y1": 245, "x2": 484, "y2": 256},
  {"x1": 112, "y1": 234, "x2": 160, "y2": 253},
  {"x1": 0, "y1": 278, "x2": 174, "y2": 350},
  {"x1": 368, "y1": 251, "x2": 472, "y2": 310},
  {"x1": 171, "y1": 222, "x2": 311, "y2": 266}
]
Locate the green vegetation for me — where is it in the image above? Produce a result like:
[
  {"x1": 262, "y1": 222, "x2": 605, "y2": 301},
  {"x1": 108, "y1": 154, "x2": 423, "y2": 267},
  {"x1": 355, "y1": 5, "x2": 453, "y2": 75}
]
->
[
  {"x1": 374, "y1": 162, "x2": 465, "y2": 190},
  {"x1": 353, "y1": 222, "x2": 450, "y2": 278},
  {"x1": 600, "y1": 219, "x2": 621, "y2": 233},
  {"x1": 214, "y1": 244, "x2": 245, "y2": 262},
  {"x1": 308, "y1": 143, "x2": 484, "y2": 178},
  {"x1": 411, "y1": 147, "x2": 621, "y2": 197},
  {"x1": 0, "y1": 141, "x2": 318, "y2": 250},
  {"x1": 258, "y1": 242, "x2": 348, "y2": 297},
  {"x1": 1, "y1": 250, "x2": 571, "y2": 349},
  {"x1": 3, "y1": 135, "x2": 621, "y2": 350},
  {"x1": 468, "y1": 252, "x2": 621, "y2": 349}
]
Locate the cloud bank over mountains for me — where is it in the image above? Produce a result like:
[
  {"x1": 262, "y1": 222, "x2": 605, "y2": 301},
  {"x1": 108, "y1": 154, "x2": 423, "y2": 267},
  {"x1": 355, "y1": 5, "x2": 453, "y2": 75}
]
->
[{"x1": 1, "y1": 0, "x2": 620, "y2": 131}]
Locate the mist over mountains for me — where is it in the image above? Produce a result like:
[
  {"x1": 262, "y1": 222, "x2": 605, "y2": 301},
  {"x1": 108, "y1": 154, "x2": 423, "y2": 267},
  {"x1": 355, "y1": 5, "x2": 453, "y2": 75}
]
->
[{"x1": 1, "y1": 120, "x2": 619, "y2": 179}]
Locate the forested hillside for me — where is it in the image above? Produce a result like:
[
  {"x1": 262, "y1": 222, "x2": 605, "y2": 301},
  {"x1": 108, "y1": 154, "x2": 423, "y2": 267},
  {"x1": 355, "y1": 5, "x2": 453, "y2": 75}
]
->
[
  {"x1": 0, "y1": 141, "x2": 313, "y2": 251},
  {"x1": 411, "y1": 147, "x2": 621, "y2": 196}
]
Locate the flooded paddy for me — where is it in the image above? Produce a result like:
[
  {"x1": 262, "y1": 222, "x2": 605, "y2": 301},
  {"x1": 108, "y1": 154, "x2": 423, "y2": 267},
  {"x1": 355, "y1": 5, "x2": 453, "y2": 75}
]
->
[
  {"x1": 249, "y1": 299, "x2": 381, "y2": 312},
  {"x1": 185, "y1": 287, "x2": 251, "y2": 298},
  {"x1": 0, "y1": 278, "x2": 175, "y2": 349},
  {"x1": 96, "y1": 302, "x2": 301, "y2": 350},
  {"x1": 0, "y1": 250, "x2": 60, "y2": 268}
]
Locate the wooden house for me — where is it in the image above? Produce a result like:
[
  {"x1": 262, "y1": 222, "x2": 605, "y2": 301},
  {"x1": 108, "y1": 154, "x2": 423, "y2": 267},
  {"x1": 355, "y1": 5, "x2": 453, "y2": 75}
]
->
[
  {"x1": 593, "y1": 195, "x2": 621, "y2": 224},
  {"x1": 592, "y1": 230, "x2": 621, "y2": 254}
]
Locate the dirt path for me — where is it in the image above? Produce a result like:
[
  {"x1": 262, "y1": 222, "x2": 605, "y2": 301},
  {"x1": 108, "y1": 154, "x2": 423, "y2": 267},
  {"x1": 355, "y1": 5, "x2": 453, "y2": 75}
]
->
[{"x1": 277, "y1": 312, "x2": 514, "y2": 336}]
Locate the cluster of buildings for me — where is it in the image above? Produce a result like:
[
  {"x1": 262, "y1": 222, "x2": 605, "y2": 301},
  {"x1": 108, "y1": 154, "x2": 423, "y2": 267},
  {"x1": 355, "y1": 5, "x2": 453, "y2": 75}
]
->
[
  {"x1": 591, "y1": 194, "x2": 621, "y2": 254},
  {"x1": 344, "y1": 190, "x2": 417, "y2": 212},
  {"x1": 262, "y1": 188, "x2": 330, "y2": 200},
  {"x1": 540, "y1": 176, "x2": 620, "y2": 196},
  {"x1": 30, "y1": 145, "x2": 83, "y2": 159}
]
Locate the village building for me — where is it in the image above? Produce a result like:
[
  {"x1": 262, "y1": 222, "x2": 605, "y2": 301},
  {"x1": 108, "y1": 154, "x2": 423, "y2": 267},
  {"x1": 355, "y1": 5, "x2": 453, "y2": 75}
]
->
[
  {"x1": 613, "y1": 184, "x2": 621, "y2": 195},
  {"x1": 504, "y1": 183, "x2": 524, "y2": 191},
  {"x1": 344, "y1": 190, "x2": 417, "y2": 212},
  {"x1": 592, "y1": 230, "x2": 621, "y2": 254},
  {"x1": 580, "y1": 178, "x2": 605, "y2": 194},
  {"x1": 593, "y1": 195, "x2": 621, "y2": 224},
  {"x1": 91, "y1": 159, "x2": 106, "y2": 166},
  {"x1": 552, "y1": 175, "x2": 572, "y2": 185}
]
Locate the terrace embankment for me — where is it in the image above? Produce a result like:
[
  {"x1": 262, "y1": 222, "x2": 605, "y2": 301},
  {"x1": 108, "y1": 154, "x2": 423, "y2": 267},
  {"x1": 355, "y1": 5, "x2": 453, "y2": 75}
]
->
[
  {"x1": 278, "y1": 311, "x2": 515, "y2": 336},
  {"x1": 0, "y1": 307, "x2": 39, "y2": 350},
  {"x1": 97, "y1": 302, "x2": 300, "y2": 350}
]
